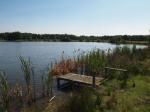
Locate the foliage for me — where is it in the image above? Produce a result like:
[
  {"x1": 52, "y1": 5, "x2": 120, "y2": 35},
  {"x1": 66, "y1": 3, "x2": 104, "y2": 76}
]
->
[{"x1": 0, "y1": 32, "x2": 149, "y2": 43}]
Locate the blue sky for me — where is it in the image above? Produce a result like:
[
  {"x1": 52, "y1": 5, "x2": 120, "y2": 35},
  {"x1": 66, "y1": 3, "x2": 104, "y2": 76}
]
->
[{"x1": 0, "y1": 0, "x2": 150, "y2": 35}]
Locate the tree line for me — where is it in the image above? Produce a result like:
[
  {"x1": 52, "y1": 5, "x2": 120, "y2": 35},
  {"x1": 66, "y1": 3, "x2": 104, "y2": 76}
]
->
[{"x1": 0, "y1": 32, "x2": 150, "y2": 43}]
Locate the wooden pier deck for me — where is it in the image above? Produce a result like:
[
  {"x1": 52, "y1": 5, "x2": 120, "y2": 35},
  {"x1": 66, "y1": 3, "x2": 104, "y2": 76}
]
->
[{"x1": 57, "y1": 73, "x2": 104, "y2": 89}]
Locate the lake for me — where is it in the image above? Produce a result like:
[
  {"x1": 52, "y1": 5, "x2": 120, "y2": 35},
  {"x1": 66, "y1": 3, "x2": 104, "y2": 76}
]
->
[{"x1": 0, "y1": 42, "x2": 147, "y2": 88}]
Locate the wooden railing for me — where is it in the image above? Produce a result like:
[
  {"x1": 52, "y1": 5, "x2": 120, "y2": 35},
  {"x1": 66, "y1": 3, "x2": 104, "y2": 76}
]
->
[{"x1": 104, "y1": 67, "x2": 127, "y2": 79}]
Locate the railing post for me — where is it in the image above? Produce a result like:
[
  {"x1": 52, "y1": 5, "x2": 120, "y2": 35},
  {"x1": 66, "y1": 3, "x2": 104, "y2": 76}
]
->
[
  {"x1": 124, "y1": 71, "x2": 128, "y2": 88},
  {"x1": 105, "y1": 67, "x2": 108, "y2": 78}
]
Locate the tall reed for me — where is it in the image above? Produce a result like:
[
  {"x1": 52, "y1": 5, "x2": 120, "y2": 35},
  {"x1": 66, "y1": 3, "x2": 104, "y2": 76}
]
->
[
  {"x1": 31, "y1": 67, "x2": 36, "y2": 102},
  {"x1": 19, "y1": 56, "x2": 33, "y2": 105},
  {"x1": 0, "y1": 71, "x2": 10, "y2": 112},
  {"x1": 41, "y1": 73, "x2": 46, "y2": 97}
]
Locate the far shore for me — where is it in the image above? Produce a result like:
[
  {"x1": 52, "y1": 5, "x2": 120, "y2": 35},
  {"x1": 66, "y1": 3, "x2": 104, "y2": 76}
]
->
[{"x1": 0, "y1": 40, "x2": 149, "y2": 45}]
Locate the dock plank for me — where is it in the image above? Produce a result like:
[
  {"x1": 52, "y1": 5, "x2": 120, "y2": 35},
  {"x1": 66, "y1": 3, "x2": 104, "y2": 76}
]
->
[{"x1": 57, "y1": 73, "x2": 104, "y2": 87}]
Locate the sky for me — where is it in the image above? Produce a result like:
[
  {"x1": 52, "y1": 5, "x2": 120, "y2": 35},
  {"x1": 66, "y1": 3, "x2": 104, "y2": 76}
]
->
[{"x1": 0, "y1": 0, "x2": 150, "y2": 36}]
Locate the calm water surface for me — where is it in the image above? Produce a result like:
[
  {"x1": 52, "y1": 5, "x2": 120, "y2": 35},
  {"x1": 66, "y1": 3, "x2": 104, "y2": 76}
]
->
[{"x1": 0, "y1": 42, "x2": 146, "y2": 88}]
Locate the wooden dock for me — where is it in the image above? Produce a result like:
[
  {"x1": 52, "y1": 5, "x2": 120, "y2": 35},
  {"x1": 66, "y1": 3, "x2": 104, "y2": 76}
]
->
[
  {"x1": 56, "y1": 67, "x2": 127, "y2": 89},
  {"x1": 56, "y1": 73, "x2": 104, "y2": 89}
]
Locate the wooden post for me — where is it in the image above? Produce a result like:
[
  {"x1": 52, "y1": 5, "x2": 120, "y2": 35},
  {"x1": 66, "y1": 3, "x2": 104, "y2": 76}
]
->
[
  {"x1": 105, "y1": 68, "x2": 107, "y2": 78},
  {"x1": 92, "y1": 75, "x2": 96, "y2": 87},
  {"x1": 57, "y1": 78, "x2": 60, "y2": 89}
]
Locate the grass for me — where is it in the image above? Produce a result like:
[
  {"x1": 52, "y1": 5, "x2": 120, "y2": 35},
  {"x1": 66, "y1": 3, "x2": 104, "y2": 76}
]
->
[
  {"x1": 21, "y1": 101, "x2": 47, "y2": 112},
  {"x1": 101, "y1": 75, "x2": 150, "y2": 112}
]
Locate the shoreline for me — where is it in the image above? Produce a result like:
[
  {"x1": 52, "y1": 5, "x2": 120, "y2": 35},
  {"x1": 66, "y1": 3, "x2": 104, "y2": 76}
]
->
[{"x1": 0, "y1": 40, "x2": 149, "y2": 45}]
